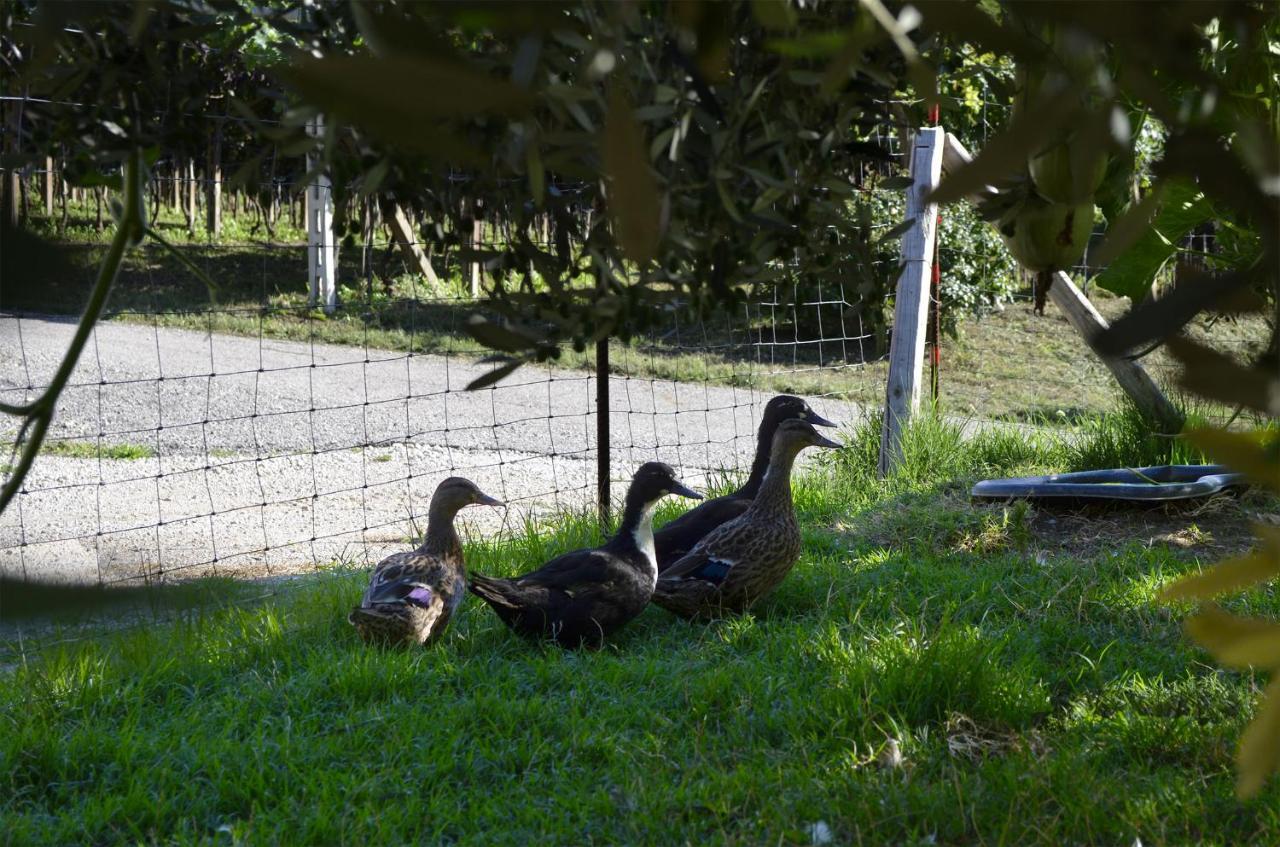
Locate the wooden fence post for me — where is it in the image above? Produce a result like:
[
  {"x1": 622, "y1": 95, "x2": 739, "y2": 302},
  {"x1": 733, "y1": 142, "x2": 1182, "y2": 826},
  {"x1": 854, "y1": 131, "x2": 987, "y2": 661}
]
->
[
  {"x1": 43, "y1": 156, "x2": 54, "y2": 217},
  {"x1": 879, "y1": 126, "x2": 945, "y2": 477},
  {"x1": 206, "y1": 125, "x2": 222, "y2": 239},
  {"x1": 387, "y1": 203, "x2": 442, "y2": 286},
  {"x1": 940, "y1": 133, "x2": 1183, "y2": 433},
  {"x1": 306, "y1": 115, "x2": 337, "y2": 313}
]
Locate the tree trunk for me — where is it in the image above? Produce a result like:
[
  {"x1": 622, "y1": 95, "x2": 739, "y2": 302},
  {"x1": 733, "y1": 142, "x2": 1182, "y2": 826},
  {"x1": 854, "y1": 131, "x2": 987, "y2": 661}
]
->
[{"x1": 94, "y1": 186, "x2": 104, "y2": 232}]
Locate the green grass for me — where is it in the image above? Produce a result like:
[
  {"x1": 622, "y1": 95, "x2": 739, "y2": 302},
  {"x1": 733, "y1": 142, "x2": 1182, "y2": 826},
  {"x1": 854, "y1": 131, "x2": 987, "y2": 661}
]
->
[
  {"x1": 4, "y1": 412, "x2": 1278, "y2": 844},
  {"x1": 3, "y1": 440, "x2": 156, "y2": 461}
]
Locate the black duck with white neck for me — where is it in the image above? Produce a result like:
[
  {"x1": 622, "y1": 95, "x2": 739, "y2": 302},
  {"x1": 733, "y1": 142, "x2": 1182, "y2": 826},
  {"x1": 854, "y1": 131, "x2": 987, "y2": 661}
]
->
[{"x1": 469, "y1": 462, "x2": 701, "y2": 648}]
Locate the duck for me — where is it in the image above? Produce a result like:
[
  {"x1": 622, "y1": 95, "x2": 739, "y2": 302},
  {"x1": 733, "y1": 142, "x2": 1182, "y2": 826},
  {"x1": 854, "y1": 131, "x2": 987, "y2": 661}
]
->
[
  {"x1": 651, "y1": 419, "x2": 841, "y2": 619},
  {"x1": 468, "y1": 462, "x2": 701, "y2": 649},
  {"x1": 348, "y1": 477, "x2": 503, "y2": 647},
  {"x1": 655, "y1": 395, "x2": 836, "y2": 571}
]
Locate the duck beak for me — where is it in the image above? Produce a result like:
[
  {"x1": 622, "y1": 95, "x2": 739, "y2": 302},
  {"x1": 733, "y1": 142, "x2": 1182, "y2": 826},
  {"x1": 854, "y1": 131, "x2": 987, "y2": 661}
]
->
[
  {"x1": 669, "y1": 481, "x2": 703, "y2": 500},
  {"x1": 805, "y1": 409, "x2": 837, "y2": 427},
  {"x1": 811, "y1": 432, "x2": 843, "y2": 449},
  {"x1": 476, "y1": 492, "x2": 505, "y2": 508}
]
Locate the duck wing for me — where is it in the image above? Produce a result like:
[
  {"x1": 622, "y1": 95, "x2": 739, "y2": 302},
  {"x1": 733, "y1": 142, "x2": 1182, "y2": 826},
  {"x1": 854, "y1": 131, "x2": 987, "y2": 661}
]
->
[
  {"x1": 654, "y1": 495, "x2": 750, "y2": 571},
  {"x1": 468, "y1": 548, "x2": 607, "y2": 613},
  {"x1": 361, "y1": 550, "x2": 452, "y2": 607},
  {"x1": 515, "y1": 548, "x2": 627, "y2": 594},
  {"x1": 658, "y1": 519, "x2": 761, "y2": 585}
]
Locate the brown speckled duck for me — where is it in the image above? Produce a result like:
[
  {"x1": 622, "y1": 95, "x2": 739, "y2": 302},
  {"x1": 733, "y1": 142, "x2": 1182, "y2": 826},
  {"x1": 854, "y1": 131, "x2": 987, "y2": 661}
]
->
[
  {"x1": 651, "y1": 419, "x2": 840, "y2": 619},
  {"x1": 655, "y1": 395, "x2": 836, "y2": 571},
  {"x1": 349, "y1": 477, "x2": 502, "y2": 647}
]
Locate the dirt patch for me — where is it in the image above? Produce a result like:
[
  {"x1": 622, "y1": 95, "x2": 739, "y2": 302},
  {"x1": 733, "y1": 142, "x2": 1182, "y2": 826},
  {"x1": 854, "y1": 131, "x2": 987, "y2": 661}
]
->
[
  {"x1": 847, "y1": 483, "x2": 1270, "y2": 561},
  {"x1": 1027, "y1": 491, "x2": 1265, "y2": 560}
]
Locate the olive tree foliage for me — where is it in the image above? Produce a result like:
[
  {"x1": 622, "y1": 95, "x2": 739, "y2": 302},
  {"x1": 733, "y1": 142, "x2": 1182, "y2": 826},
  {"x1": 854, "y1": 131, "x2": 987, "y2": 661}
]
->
[
  {"x1": 270, "y1": 1, "x2": 928, "y2": 384},
  {"x1": 917, "y1": 0, "x2": 1280, "y2": 798},
  {"x1": 5, "y1": 4, "x2": 1280, "y2": 800}
]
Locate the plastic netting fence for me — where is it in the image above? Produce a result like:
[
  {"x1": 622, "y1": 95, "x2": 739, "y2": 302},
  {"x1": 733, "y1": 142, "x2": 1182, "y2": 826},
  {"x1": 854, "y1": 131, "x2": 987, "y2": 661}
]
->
[{"x1": 0, "y1": 169, "x2": 894, "y2": 588}]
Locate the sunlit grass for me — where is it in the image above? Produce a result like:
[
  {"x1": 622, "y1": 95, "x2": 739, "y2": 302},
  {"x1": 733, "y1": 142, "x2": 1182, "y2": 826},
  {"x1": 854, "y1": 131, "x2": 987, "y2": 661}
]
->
[{"x1": 3, "y1": 411, "x2": 1279, "y2": 844}]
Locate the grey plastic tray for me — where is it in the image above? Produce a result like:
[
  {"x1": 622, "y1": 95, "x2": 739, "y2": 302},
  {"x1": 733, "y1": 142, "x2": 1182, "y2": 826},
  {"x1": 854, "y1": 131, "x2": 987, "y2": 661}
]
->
[{"x1": 971, "y1": 464, "x2": 1246, "y2": 502}]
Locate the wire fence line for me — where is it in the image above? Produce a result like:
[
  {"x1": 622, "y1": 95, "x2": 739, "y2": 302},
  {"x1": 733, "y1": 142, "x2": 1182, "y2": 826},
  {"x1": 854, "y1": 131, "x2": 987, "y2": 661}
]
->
[
  {"x1": 0, "y1": 209, "x2": 889, "y2": 590},
  {"x1": 0, "y1": 123, "x2": 1246, "y2": 598}
]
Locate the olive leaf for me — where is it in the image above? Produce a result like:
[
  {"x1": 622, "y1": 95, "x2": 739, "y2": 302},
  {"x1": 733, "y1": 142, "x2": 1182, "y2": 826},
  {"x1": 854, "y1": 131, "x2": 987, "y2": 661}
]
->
[
  {"x1": 278, "y1": 55, "x2": 534, "y2": 161},
  {"x1": 1167, "y1": 336, "x2": 1279, "y2": 417},
  {"x1": 1093, "y1": 180, "x2": 1212, "y2": 301},
  {"x1": 1183, "y1": 427, "x2": 1280, "y2": 491},
  {"x1": 1185, "y1": 604, "x2": 1280, "y2": 670},
  {"x1": 602, "y1": 87, "x2": 662, "y2": 264},
  {"x1": 1237, "y1": 677, "x2": 1280, "y2": 799},
  {"x1": 465, "y1": 357, "x2": 525, "y2": 391},
  {"x1": 464, "y1": 315, "x2": 541, "y2": 354},
  {"x1": 1161, "y1": 526, "x2": 1280, "y2": 601}
]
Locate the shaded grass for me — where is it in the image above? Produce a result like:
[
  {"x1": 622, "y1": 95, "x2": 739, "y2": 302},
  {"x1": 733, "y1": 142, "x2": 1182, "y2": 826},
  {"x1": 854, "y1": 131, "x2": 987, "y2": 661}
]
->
[{"x1": 3, "y1": 413, "x2": 1278, "y2": 844}]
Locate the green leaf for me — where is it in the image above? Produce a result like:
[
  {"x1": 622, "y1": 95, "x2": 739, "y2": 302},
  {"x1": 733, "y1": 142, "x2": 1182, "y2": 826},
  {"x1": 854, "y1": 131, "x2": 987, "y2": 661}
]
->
[
  {"x1": 1094, "y1": 180, "x2": 1211, "y2": 300},
  {"x1": 278, "y1": 55, "x2": 533, "y2": 161},
  {"x1": 1237, "y1": 677, "x2": 1280, "y2": 799},
  {"x1": 466, "y1": 358, "x2": 524, "y2": 391},
  {"x1": 603, "y1": 87, "x2": 661, "y2": 264},
  {"x1": 1161, "y1": 527, "x2": 1280, "y2": 601},
  {"x1": 1092, "y1": 184, "x2": 1164, "y2": 267}
]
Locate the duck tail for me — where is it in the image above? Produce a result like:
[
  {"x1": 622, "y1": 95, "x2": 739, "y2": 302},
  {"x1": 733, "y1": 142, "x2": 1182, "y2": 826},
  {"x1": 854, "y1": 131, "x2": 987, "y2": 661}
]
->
[{"x1": 467, "y1": 573, "x2": 520, "y2": 609}]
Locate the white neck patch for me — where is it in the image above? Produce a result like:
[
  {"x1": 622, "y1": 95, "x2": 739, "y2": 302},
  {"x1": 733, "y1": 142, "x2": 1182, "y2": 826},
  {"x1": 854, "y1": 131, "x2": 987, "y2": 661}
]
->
[{"x1": 632, "y1": 500, "x2": 659, "y2": 583}]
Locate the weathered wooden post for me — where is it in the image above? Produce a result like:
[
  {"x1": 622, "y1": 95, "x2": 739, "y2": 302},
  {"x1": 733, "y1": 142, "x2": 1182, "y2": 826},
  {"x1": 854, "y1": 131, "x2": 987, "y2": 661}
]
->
[
  {"x1": 879, "y1": 127, "x2": 945, "y2": 477},
  {"x1": 306, "y1": 115, "x2": 337, "y2": 313},
  {"x1": 206, "y1": 124, "x2": 222, "y2": 239},
  {"x1": 43, "y1": 156, "x2": 54, "y2": 217}
]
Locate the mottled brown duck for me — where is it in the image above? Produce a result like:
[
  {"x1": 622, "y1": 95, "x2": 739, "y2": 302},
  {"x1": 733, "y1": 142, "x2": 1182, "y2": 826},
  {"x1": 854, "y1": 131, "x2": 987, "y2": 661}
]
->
[
  {"x1": 651, "y1": 419, "x2": 840, "y2": 618},
  {"x1": 655, "y1": 395, "x2": 835, "y2": 571},
  {"x1": 348, "y1": 477, "x2": 502, "y2": 647}
]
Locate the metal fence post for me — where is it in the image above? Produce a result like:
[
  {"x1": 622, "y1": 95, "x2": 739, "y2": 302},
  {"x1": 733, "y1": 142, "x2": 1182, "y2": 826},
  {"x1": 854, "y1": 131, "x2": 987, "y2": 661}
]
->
[{"x1": 596, "y1": 337, "x2": 611, "y2": 527}]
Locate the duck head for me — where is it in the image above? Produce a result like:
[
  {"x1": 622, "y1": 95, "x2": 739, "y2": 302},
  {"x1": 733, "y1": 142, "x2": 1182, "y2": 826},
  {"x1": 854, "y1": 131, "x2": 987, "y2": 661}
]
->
[
  {"x1": 762, "y1": 395, "x2": 837, "y2": 429},
  {"x1": 627, "y1": 462, "x2": 703, "y2": 505},
  {"x1": 430, "y1": 477, "x2": 504, "y2": 514},
  {"x1": 772, "y1": 418, "x2": 843, "y2": 453}
]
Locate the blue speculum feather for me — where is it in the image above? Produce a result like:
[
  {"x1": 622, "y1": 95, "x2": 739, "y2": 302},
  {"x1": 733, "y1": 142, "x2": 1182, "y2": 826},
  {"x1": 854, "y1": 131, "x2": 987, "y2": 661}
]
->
[
  {"x1": 405, "y1": 587, "x2": 434, "y2": 607},
  {"x1": 693, "y1": 560, "x2": 731, "y2": 584}
]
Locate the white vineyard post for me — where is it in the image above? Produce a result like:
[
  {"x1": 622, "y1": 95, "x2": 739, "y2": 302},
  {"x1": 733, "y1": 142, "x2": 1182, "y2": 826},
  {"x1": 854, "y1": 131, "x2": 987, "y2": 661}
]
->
[
  {"x1": 879, "y1": 126, "x2": 945, "y2": 477},
  {"x1": 306, "y1": 115, "x2": 337, "y2": 313}
]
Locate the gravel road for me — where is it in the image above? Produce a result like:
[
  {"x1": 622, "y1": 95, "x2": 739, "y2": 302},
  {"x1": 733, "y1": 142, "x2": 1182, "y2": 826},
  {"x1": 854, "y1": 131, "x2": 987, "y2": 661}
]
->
[{"x1": 1, "y1": 314, "x2": 865, "y2": 585}]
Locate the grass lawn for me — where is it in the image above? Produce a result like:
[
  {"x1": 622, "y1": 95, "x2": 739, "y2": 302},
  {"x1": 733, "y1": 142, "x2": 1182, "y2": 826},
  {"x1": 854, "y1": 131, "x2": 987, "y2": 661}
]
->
[
  {"x1": 3, "y1": 414, "x2": 1279, "y2": 844},
  {"x1": 6, "y1": 208, "x2": 1270, "y2": 424}
]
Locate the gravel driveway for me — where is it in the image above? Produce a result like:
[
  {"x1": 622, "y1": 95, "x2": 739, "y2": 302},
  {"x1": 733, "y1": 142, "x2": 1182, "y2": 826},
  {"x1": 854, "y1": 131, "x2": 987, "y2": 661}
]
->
[{"x1": 1, "y1": 314, "x2": 866, "y2": 585}]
